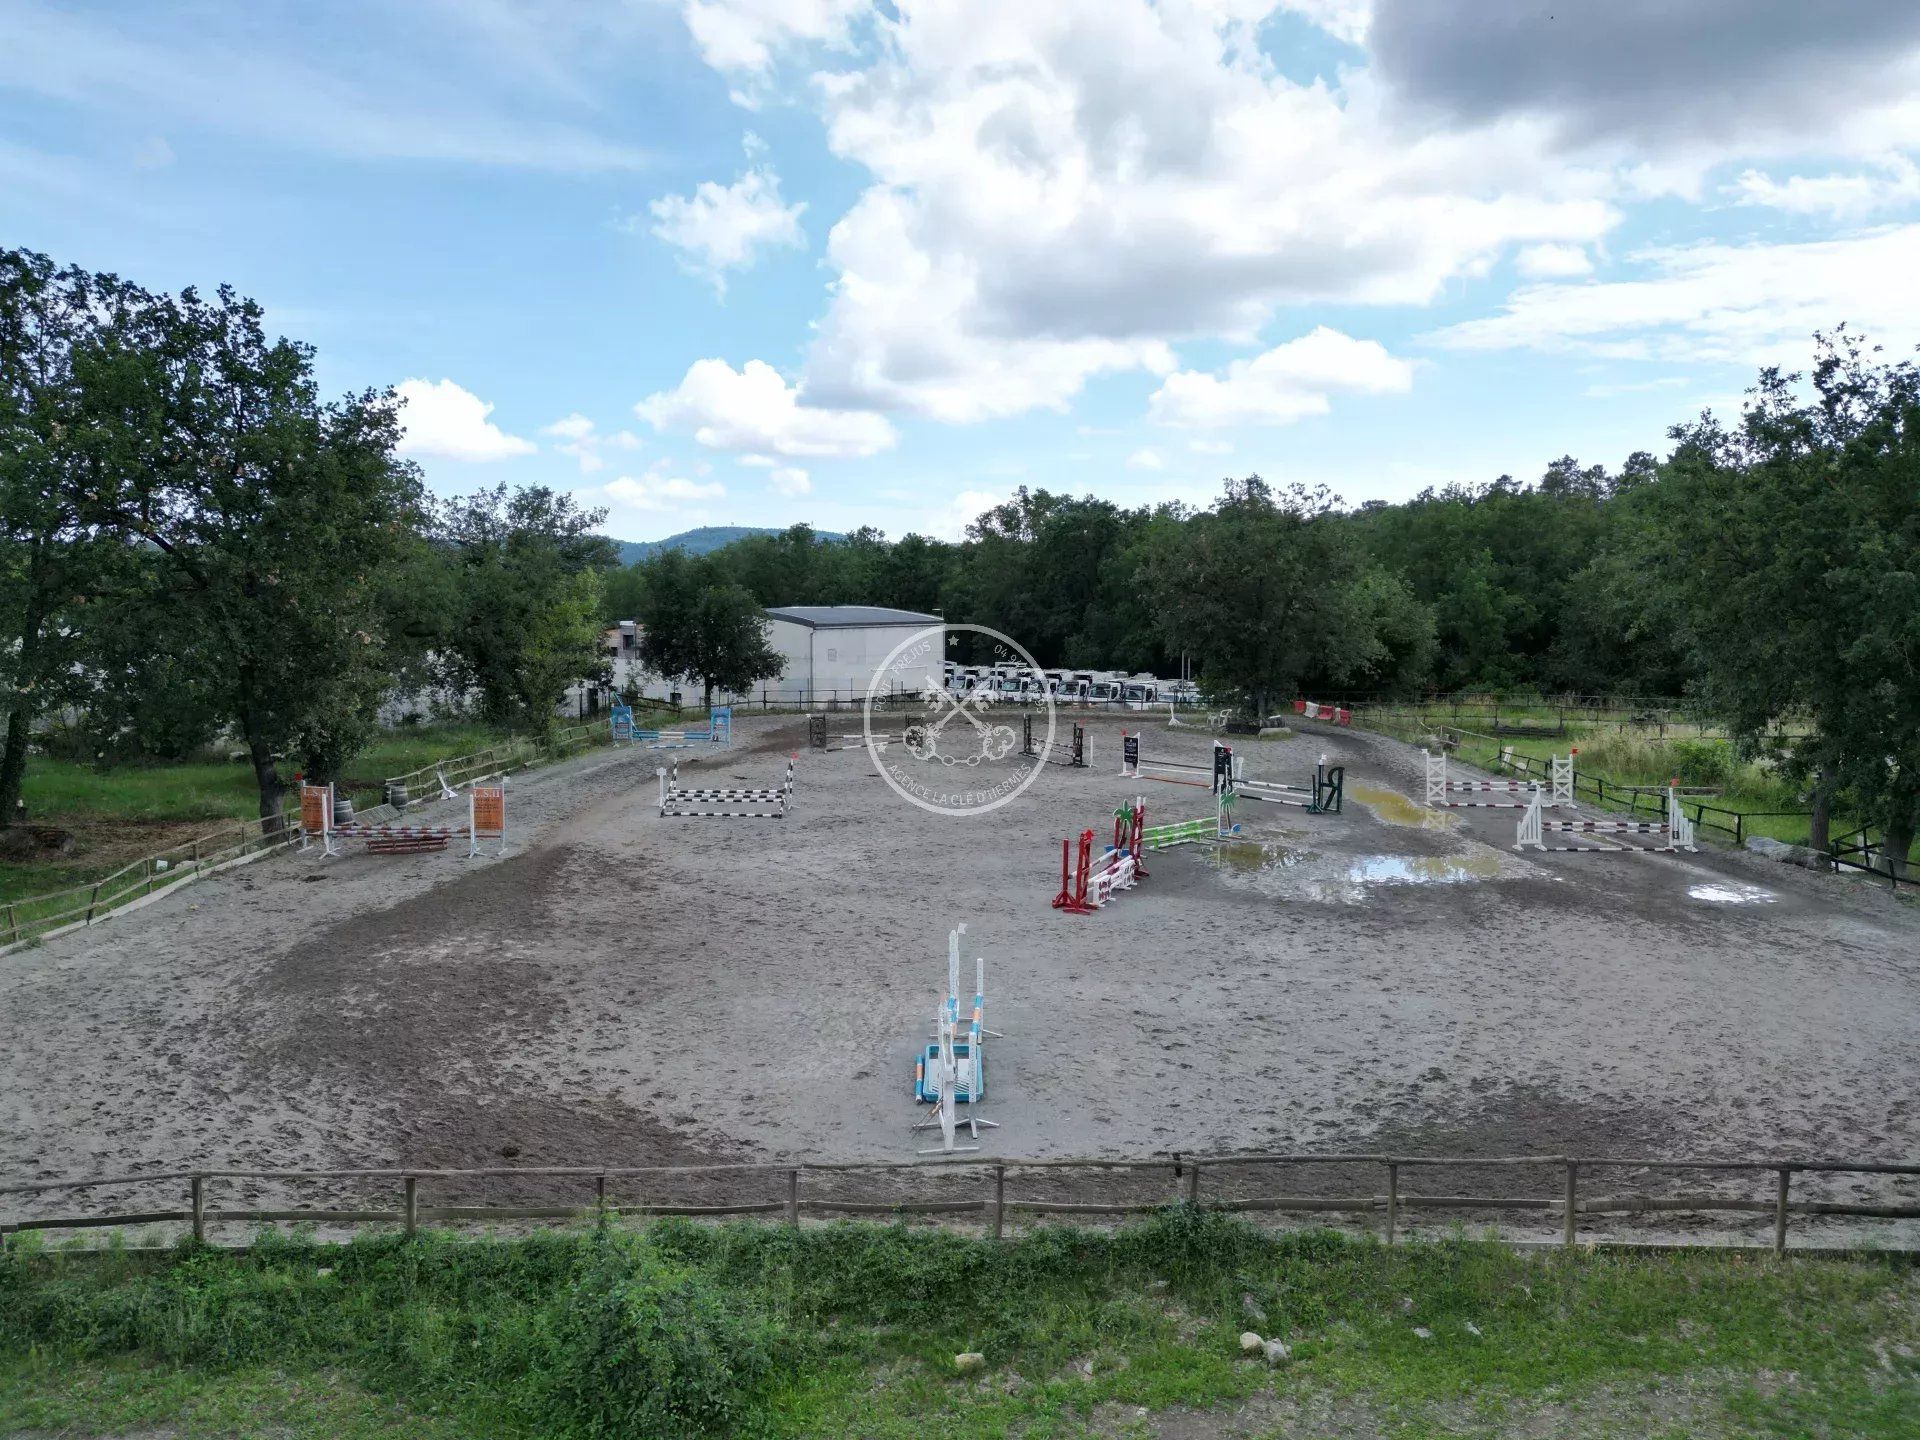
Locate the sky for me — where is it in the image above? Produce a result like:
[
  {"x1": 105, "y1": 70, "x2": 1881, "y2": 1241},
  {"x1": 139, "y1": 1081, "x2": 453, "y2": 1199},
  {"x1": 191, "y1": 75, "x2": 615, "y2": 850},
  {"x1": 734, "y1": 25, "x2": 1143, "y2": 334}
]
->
[{"x1": 7, "y1": 0, "x2": 1920, "y2": 543}]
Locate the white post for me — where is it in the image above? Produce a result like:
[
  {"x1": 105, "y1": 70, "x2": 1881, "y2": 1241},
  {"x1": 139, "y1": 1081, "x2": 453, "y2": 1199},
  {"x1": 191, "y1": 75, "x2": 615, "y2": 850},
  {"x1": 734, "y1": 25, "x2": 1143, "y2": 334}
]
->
[
  {"x1": 1515, "y1": 786, "x2": 1544, "y2": 850},
  {"x1": 1424, "y1": 749, "x2": 1446, "y2": 807},
  {"x1": 1669, "y1": 785, "x2": 1697, "y2": 851},
  {"x1": 467, "y1": 789, "x2": 478, "y2": 859},
  {"x1": 1551, "y1": 753, "x2": 1572, "y2": 805},
  {"x1": 655, "y1": 766, "x2": 669, "y2": 813}
]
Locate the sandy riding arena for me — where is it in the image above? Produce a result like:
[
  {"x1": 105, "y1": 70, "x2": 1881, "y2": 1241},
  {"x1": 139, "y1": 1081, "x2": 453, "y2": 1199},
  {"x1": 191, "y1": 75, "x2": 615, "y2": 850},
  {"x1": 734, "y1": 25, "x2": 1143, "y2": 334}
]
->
[{"x1": 4, "y1": 715, "x2": 1918, "y2": 1242}]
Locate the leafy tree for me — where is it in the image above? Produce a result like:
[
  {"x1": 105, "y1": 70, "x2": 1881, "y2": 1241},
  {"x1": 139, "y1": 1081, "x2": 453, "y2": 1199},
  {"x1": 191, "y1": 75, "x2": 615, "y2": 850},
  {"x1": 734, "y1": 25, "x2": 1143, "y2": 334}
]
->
[
  {"x1": 89, "y1": 284, "x2": 425, "y2": 820},
  {"x1": 634, "y1": 551, "x2": 783, "y2": 708},
  {"x1": 1142, "y1": 477, "x2": 1400, "y2": 719},
  {"x1": 435, "y1": 485, "x2": 617, "y2": 730},
  {"x1": 0, "y1": 249, "x2": 140, "y2": 819},
  {"x1": 1659, "y1": 332, "x2": 1920, "y2": 869}
]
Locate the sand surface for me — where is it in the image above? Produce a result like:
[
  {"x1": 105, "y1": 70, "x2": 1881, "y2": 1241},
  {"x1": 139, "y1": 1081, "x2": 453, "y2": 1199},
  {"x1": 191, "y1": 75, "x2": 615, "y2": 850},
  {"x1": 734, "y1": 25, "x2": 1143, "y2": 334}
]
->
[{"x1": 4, "y1": 715, "x2": 1916, "y2": 1243}]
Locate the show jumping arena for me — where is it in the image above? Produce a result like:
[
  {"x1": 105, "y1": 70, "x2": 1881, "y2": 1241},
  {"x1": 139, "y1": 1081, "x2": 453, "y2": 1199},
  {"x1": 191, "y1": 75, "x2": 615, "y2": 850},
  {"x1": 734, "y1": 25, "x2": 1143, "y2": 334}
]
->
[{"x1": 5, "y1": 713, "x2": 1920, "y2": 1246}]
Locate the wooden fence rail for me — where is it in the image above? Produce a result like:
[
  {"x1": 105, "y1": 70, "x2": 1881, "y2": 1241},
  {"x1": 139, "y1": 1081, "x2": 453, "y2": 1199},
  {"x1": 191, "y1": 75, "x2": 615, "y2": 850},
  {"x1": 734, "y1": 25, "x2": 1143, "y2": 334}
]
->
[{"x1": 6, "y1": 1153, "x2": 1917, "y2": 1255}]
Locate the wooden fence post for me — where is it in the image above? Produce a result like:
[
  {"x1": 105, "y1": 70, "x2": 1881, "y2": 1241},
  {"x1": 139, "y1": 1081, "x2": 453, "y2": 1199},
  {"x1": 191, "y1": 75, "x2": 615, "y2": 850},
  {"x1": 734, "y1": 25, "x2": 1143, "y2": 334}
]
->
[
  {"x1": 785, "y1": 1168, "x2": 800, "y2": 1228},
  {"x1": 1774, "y1": 1168, "x2": 1791, "y2": 1257},
  {"x1": 595, "y1": 1173, "x2": 608, "y2": 1228},
  {"x1": 1563, "y1": 1162, "x2": 1578, "y2": 1248},
  {"x1": 85, "y1": 881, "x2": 102, "y2": 925},
  {"x1": 5, "y1": 903, "x2": 16, "y2": 945},
  {"x1": 190, "y1": 1175, "x2": 206, "y2": 1243},
  {"x1": 1385, "y1": 1162, "x2": 1398, "y2": 1246},
  {"x1": 404, "y1": 1177, "x2": 418, "y2": 1237},
  {"x1": 992, "y1": 1165, "x2": 1006, "y2": 1242}
]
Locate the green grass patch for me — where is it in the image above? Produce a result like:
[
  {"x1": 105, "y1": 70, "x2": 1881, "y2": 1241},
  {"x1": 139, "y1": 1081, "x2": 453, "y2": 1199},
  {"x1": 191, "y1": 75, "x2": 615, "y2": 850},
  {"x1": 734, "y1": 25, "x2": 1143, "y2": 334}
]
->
[{"x1": 2, "y1": 1214, "x2": 1915, "y2": 1438}]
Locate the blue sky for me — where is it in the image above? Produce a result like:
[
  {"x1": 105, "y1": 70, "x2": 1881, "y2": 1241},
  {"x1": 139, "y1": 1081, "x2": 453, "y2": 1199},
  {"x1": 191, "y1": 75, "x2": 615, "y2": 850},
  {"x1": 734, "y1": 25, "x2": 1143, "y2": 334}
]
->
[{"x1": 7, "y1": 0, "x2": 1920, "y2": 542}]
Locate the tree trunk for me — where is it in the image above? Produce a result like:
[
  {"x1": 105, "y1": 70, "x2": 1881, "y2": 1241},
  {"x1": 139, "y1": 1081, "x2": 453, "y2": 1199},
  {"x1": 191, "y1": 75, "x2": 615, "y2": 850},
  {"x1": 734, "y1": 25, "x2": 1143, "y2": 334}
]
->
[
  {"x1": 0, "y1": 704, "x2": 30, "y2": 827},
  {"x1": 703, "y1": 676, "x2": 715, "y2": 711},
  {"x1": 1807, "y1": 763, "x2": 1837, "y2": 854},
  {"x1": 252, "y1": 739, "x2": 286, "y2": 835},
  {"x1": 1884, "y1": 808, "x2": 1916, "y2": 883}
]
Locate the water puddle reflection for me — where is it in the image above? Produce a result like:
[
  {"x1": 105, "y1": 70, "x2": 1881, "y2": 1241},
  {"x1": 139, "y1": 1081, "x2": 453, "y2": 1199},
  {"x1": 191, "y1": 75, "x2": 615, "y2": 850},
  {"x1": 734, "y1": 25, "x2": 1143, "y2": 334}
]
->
[
  {"x1": 1351, "y1": 783, "x2": 1455, "y2": 830},
  {"x1": 1687, "y1": 882, "x2": 1777, "y2": 905}
]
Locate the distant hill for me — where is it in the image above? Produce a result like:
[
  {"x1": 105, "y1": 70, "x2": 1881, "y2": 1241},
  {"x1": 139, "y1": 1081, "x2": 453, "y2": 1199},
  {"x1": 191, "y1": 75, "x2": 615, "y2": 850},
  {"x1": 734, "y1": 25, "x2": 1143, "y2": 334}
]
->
[{"x1": 609, "y1": 525, "x2": 845, "y2": 565}]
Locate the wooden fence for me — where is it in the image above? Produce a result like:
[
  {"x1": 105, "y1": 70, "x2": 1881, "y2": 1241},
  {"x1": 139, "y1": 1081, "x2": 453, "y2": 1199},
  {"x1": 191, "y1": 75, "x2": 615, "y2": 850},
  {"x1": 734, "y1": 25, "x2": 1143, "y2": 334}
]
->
[
  {"x1": 6, "y1": 1153, "x2": 1917, "y2": 1256},
  {"x1": 2, "y1": 815, "x2": 300, "y2": 951}
]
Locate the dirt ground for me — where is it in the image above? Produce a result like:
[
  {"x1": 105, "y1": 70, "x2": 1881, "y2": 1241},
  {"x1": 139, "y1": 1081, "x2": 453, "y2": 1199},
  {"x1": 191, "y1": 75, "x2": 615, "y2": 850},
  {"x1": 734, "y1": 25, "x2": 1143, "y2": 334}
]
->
[{"x1": 3, "y1": 715, "x2": 1916, "y2": 1244}]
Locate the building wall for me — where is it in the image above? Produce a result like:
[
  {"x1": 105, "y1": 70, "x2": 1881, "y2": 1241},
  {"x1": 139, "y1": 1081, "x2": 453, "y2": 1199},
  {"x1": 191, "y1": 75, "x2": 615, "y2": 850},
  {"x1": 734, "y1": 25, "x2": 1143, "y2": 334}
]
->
[{"x1": 766, "y1": 620, "x2": 941, "y2": 703}]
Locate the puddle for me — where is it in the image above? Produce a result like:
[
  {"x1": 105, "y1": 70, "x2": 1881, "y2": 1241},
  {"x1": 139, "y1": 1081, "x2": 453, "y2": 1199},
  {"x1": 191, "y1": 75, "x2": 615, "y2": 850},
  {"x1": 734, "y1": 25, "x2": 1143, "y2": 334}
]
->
[
  {"x1": 1351, "y1": 783, "x2": 1456, "y2": 830},
  {"x1": 1208, "y1": 840, "x2": 1315, "y2": 872},
  {"x1": 1687, "y1": 882, "x2": 1777, "y2": 905},
  {"x1": 1346, "y1": 853, "x2": 1502, "y2": 884}
]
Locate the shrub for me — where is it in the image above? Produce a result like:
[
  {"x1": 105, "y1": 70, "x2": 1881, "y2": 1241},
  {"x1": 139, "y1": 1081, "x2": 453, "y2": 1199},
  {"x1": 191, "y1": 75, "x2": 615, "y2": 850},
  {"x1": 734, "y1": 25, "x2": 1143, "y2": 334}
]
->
[{"x1": 552, "y1": 1242, "x2": 785, "y2": 1439}]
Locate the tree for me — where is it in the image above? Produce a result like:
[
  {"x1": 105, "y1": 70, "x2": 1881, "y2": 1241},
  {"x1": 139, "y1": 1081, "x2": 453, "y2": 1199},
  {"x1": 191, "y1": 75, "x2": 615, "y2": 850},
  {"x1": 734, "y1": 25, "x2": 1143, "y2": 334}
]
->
[
  {"x1": 434, "y1": 485, "x2": 617, "y2": 730},
  {"x1": 634, "y1": 552, "x2": 783, "y2": 707},
  {"x1": 91, "y1": 284, "x2": 425, "y2": 821},
  {"x1": 1141, "y1": 477, "x2": 1405, "y2": 719},
  {"x1": 0, "y1": 250, "x2": 135, "y2": 821},
  {"x1": 1659, "y1": 331, "x2": 1920, "y2": 871}
]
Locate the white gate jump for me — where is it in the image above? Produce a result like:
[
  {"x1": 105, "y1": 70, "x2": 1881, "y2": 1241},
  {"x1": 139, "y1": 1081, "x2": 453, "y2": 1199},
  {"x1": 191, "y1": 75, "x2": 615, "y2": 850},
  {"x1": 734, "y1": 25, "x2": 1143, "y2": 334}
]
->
[
  {"x1": 1425, "y1": 749, "x2": 1570, "y2": 809},
  {"x1": 1119, "y1": 733, "x2": 1233, "y2": 793},
  {"x1": 1516, "y1": 784, "x2": 1697, "y2": 853},
  {"x1": 657, "y1": 755, "x2": 794, "y2": 818}
]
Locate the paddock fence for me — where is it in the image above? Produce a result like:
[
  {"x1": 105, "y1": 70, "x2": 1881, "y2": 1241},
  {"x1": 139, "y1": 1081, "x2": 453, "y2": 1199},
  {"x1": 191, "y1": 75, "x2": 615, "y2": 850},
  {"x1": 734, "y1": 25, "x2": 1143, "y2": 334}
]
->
[
  {"x1": 1, "y1": 814, "x2": 302, "y2": 953},
  {"x1": 5, "y1": 1152, "x2": 1917, "y2": 1257},
  {"x1": 1344, "y1": 709, "x2": 1916, "y2": 889}
]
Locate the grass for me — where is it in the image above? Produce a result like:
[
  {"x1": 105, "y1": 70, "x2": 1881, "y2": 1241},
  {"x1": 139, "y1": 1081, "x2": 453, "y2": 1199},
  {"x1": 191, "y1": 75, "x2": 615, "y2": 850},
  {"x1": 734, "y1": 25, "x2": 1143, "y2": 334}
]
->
[
  {"x1": 2, "y1": 1214, "x2": 1916, "y2": 1438},
  {"x1": 1356, "y1": 707, "x2": 1917, "y2": 862}
]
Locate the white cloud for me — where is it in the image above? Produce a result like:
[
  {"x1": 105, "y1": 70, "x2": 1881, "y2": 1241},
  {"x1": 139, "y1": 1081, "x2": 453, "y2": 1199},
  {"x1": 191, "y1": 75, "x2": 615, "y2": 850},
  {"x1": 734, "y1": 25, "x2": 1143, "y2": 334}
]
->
[
  {"x1": 396, "y1": 379, "x2": 535, "y2": 462},
  {"x1": 542, "y1": 413, "x2": 596, "y2": 441},
  {"x1": 681, "y1": 0, "x2": 867, "y2": 74},
  {"x1": 1428, "y1": 226, "x2": 1920, "y2": 364},
  {"x1": 1516, "y1": 243, "x2": 1593, "y2": 278},
  {"x1": 648, "y1": 166, "x2": 806, "y2": 291},
  {"x1": 636, "y1": 358, "x2": 897, "y2": 458},
  {"x1": 1189, "y1": 438, "x2": 1234, "y2": 454},
  {"x1": 540, "y1": 413, "x2": 641, "y2": 474},
  {"x1": 1127, "y1": 447, "x2": 1167, "y2": 470},
  {"x1": 601, "y1": 464, "x2": 728, "y2": 512},
  {"x1": 768, "y1": 465, "x2": 813, "y2": 495},
  {"x1": 780, "y1": 0, "x2": 1615, "y2": 424},
  {"x1": 1148, "y1": 327, "x2": 1414, "y2": 428},
  {"x1": 1275, "y1": 0, "x2": 1372, "y2": 45},
  {"x1": 1726, "y1": 157, "x2": 1920, "y2": 220}
]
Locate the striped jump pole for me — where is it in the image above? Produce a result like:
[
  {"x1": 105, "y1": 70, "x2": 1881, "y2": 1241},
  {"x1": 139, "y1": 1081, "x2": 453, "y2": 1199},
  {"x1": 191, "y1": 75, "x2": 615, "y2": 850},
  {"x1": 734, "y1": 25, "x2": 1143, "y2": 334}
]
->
[{"x1": 1516, "y1": 784, "x2": 1697, "y2": 852}]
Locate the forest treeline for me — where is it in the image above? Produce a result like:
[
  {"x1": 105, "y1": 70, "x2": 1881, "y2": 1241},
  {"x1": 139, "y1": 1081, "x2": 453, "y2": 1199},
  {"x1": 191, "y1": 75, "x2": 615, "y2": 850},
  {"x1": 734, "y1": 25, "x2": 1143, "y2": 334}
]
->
[{"x1": 5, "y1": 245, "x2": 1917, "y2": 855}]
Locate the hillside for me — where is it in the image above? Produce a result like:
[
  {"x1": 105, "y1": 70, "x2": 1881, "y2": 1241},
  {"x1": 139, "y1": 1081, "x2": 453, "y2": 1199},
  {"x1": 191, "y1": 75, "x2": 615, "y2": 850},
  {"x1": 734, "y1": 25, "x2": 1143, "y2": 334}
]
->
[{"x1": 609, "y1": 525, "x2": 845, "y2": 565}]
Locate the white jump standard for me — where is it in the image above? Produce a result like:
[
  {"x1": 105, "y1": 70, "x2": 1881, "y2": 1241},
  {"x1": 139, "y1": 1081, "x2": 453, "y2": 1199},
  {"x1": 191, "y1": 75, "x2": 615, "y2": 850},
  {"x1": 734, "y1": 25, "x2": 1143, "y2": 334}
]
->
[
  {"x1": 913, "y1": 925, "x2": 1000, "y2": 1154},
  {"x1": 1516, "y1": 783, "x2": 1697, "y2": 853},
  {"x1": 656, "y1": 754, "x2": 795, "y2": 818},
  {"x1": 1425, "y1": 749, "x2": 1571, "y2": 809}
]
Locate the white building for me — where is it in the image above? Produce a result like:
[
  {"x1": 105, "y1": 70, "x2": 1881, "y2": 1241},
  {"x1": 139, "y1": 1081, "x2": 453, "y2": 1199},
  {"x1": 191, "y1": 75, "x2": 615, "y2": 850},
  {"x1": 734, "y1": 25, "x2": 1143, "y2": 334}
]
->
[{"x1": 763, "y1": 606, "x2": 943, "y2": 705}]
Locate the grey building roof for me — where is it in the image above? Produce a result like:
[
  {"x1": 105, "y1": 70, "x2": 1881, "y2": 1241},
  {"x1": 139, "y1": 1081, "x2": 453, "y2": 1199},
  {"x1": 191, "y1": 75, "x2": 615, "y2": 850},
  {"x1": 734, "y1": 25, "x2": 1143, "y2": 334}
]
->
[{"x1": 765, "y1": 606, "x2": 942, "y2": 630}]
